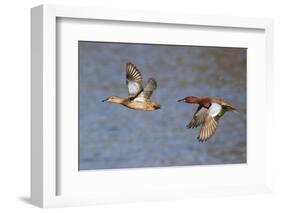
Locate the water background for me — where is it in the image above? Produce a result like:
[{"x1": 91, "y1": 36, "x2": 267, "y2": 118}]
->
[{"x1": 79, "y1": 41, "x2": 246, "y2": 170}]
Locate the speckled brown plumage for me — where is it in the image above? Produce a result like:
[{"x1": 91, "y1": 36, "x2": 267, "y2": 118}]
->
[{"x1": 102, "y1": 63, "x2": 160, "y2": 111}]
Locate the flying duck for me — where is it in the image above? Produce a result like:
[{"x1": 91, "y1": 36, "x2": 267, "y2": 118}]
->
[
  {"x1": 102, "y1": 63, "x2": 160, "y2": 111},
  {"x1": 178, "y1": 96, "x2": 236, "y2": 142}
]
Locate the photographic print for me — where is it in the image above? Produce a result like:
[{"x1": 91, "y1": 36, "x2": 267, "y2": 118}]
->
[{"x1": 79, "y1": 41, "x2": 246, "y2": 170}]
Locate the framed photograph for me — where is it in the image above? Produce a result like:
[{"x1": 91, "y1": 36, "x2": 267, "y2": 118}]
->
[{"x1": 31, "y1": 4, "x2": 274, "y2": 208}]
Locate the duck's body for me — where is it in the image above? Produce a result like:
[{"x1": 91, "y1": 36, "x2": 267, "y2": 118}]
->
[
  {"x1": 123, "y1": 99, "x2": 160, "y2": 111},
  {"x1": 178, "y1": 96, "x2": 236, "y2": 142},
  {"x1": 104, "y1": 96, "x2": 160, "y2": 111},
  {"x1": 102, "y1": 63, "x2": 160, "y2": 111}
]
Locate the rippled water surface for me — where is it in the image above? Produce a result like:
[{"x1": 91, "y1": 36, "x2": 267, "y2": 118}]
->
[{"x1": 79, "y1": 41, "x2": 246, "y2": 170}]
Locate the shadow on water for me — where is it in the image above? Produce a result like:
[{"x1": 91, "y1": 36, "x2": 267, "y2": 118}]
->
[{"x1": 18, "y1": 196, "x2": 31, "y2": 205}]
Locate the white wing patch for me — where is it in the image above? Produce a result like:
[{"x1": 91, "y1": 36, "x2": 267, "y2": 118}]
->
[
  {"x1": 133, "y1": 96, "x2": 145, "y2": 102},
  {"x1": 208, "y1": 103, "x2": 222, "y2": 117},
  {"x1": 127, "y1": 81, "x2": 142, "y2": 97}
]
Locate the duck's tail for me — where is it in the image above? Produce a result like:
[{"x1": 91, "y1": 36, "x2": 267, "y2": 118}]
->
[{"x1": 225, "y1": 105, "x2": 237, "y2": 112}]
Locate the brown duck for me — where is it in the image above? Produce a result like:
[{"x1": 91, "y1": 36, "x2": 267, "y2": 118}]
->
[
  {"x1": 178, "y1": 96, "x2": 236, "y2": 142},
  {"x1": 102, "y1": 63, "x2": 160, "y2": 111}
]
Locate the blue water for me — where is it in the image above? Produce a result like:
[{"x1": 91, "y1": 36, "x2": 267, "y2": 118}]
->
[{"x1": 79, "y1": 41, "x2": 246, "y2": 170}]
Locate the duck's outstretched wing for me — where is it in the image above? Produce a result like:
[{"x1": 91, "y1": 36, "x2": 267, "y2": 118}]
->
[
  {"x1": 187, "y1": 106, "x2": 218, "y2": 142},
  {"x1": 126, "y1": 63, "x2": 143, "y2": 98},
  {"x1": 197, "y1": 114, "x2": 218, "y2": 142},
  {"x1": 187, "y1": 106, "x2": 208, "y2": 128},
  {"x1": 134, "y1": 78, "x2": 157, "y2": 102}
]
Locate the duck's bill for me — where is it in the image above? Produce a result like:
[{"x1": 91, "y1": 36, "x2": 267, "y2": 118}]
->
[
  {"x1": 177, "y1": 98, "x2": 185, "y2": 102},
  {"x1": 101, "y1": 99, "x2": 107, "y2": 102}
]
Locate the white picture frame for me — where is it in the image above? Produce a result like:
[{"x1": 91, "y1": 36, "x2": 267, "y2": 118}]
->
[{"x1": 31, "y1": 4, "x2": 274, "y2": 208}]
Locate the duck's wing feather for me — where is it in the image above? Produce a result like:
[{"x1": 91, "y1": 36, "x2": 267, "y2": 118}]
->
[
  {"x1": 187, "y1": 106, "x2": 208, "y2": 128},
  {"x1": 197, "y1": 115, "x2": 218, "y2": 142},
  {"x1": 209, "y1": 96, "x2": 236, "y2": 112},
  {"x1": 126, "y1": 63, "x2": 143, "y2": 98},
  {"x1": 134, "y1": 78, "x2": 157, "y2": 102}
]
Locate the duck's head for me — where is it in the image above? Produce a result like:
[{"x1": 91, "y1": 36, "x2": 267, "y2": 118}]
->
[
  {"x1": 177, "y1": 96, "x2": 199, "y2": 104},
  {"x1": 102, "y1": 96, "x2": 123, "y2": 104}
]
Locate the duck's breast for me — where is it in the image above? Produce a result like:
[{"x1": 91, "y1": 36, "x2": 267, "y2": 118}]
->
[{"x1": 125, "y1": 101, "x2": 157, "y2": 111}]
